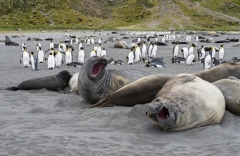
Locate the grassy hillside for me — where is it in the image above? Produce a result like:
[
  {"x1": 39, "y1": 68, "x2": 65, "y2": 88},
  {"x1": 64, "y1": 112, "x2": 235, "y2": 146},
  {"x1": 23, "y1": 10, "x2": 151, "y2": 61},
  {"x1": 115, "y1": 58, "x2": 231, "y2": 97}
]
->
[{"x1": 0, "y1": 0, "x2": 239, "y2": 31}]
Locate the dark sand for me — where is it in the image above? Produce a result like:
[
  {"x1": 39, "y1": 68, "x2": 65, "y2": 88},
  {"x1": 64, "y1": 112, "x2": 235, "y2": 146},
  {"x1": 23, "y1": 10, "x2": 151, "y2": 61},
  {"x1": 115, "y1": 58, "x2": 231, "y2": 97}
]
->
[{"x1": 0, "y1": 30, "x2": 240, "y2": 155}]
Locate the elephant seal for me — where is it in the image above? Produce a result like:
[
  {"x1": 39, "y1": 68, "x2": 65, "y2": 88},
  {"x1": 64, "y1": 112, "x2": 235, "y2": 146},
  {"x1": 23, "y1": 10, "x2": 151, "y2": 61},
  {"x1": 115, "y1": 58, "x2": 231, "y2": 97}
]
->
[
  {"x1": 146, "y1": 74, "x2": 225, "y2": 132},
  {"x1": 86, "y1": 74, "x2": 171, "y2": 108},
  {"x1": 5, "y1": 36, "x2": 19, "y2": 46},
  {"x1": 114, "y1": 41, "x2": 128, "y2": 49},
  {"x1": 213, "y1": 76, "x2": 240, "y2": 116},
  {"x1": 87, "y1": 62, "x2": 240, "y2": 108},
  {"x1": 6, "y1": 70, "x2": 71, "y2": 92},
  {"x1": 78, "y1": 56, "x2": 149, "y2": 104}
]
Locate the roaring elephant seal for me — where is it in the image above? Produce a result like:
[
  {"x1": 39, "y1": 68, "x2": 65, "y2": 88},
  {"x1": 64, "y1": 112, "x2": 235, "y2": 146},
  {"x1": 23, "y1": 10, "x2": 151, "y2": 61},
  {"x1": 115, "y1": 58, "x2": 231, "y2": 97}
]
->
[
  {"x1": 78, "y1": 56, "x2": 149, "y2": 104},
  {"x1": 87, "y1": 62, "x2": 240, "y2": 108},
  {"x1": 6, "y1": 70, "x2": 72, "y2": 92},
  {"x1": 213, "y1": 76, "x2": 240, "y2": 116},
  {"x1": 5, "y1": 36, "x2": 19, "y2": 46},
  {"x1": 146, "y1": 74, "x2": 225, "y2": 132}
]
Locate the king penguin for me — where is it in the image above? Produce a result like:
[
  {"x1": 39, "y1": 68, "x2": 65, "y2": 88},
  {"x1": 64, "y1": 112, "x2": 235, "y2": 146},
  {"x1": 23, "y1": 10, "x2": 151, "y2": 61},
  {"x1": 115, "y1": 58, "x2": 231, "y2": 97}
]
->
[
  {"x1": 141, "y1": 41, "x2": 147, "y2": 57},
  {"x1": 188, "y1": 44, "x2": 194, "y2": 55},
  {"x1": 77, "y1": 47, "x2": 85, "y2": 63},
  {"x1": 21, "y1": 47, "x2": 30, "y2": 68},
  {"x1": 218, "y1": 45, "x2": 224, "y2": 60},
  {"x1": 148, "y1": 43, "x2": 153, "y2": 57},
  {"x1": 181, "y1": 47, "x2": 189, "y2": 59},
  {"x1": 30, "y1": 52, "x2": 36, "y2": 70},
  {"x1": 203, "y1": 54, "x2": 212, "y2": 70},
  {"x1": 128, "y1": 47, "x2": 134, "y2": 65},
  {"x1": 37, "y1": 46, "x2": 44, "y2": 63},
  {"x1": 90, "y1": 49, "x2": 97, "y2": 57},
  {"x1": 54, "y1": 51, "x2": 63, "y2": 68},
  {"x1": 150, "y1": 42, "x2": 157, "y2": 58},
  {"x1": 65, "y1": 45, "x2": 73, "y2": 65},
  {"x1": 173, "y1": 42, "x2": 179, "y2": 57},
  {"x1": 47, "y1": 49, "x2": 55, "y2": 69},
  {"x1": 96, "y1": 43, "x2": 102, "y2": 56},
  {"x1": 100, "y1": 48, "x2": 106, "y2": 57},
  {"x1": 186, "y1": 53, "x2": 195, "y2": 65}
]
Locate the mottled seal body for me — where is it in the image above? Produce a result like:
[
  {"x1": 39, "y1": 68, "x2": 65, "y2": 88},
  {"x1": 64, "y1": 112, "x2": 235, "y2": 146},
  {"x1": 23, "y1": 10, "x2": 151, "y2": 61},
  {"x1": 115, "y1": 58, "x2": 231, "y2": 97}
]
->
[
  {"x1": 114, "y1": 41, "x2": 128, "y2": 49},
  {"x1": 78, "y1": 56, "x2": 149, "y2": 104},
  {"x1": 213, "y1": 76, "x2": 240, "y2": 116},
  {"x1": 87, "y1": 75, "x2": 171, "y2": 108},
  {"x1": 146, "y1": 74, "x2": 225, "y2": 132},
  {"x1": 6, "y1": 70, "x2": 71, "y2": 91}
]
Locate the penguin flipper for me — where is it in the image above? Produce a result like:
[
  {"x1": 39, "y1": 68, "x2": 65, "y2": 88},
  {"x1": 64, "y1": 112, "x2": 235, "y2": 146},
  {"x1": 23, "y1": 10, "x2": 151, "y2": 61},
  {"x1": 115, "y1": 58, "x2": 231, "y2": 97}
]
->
[{"x1": 5, "y1": 86, "x2": 19, "y2": 91}]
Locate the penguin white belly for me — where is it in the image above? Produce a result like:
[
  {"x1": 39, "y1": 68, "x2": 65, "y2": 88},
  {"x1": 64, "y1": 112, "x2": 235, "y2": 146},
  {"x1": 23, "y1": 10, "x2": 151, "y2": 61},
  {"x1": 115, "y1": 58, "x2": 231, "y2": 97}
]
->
[
  {"x1": 100, "y1": 50, "x2": 106, "y2": 57},
  {"x1": 181, "y1": 47, "x2": 188, "y2": 59},
  {"x1": 65, "y1": 52, "x2": 72, "y2": 64},
  {"x1": 30, "y1": 55, "x2": 35, "y2": 70},
  {"x1": 78, "y1": 51, "x2": 84, "y2": 63},
  {"x1": 218, "y1": 48, "x2": 224, "y2": 60},
  {"x1": 200, "y1": 49, "x2": 206, "y2": 60},
  {"x1": 128, "y1": 53, "x2": 134, "y2": 64},
  {"x1": 186, "y1": 54, "x2": 195, "y2": 65},
  {"x1": 90, "y1": 51, "x2": 96, "y2": 57},
  {"x1": 97, "y1": 47, "x2": 101, "y2": 56},
  {"x1": 173, "y1": 45, "x2": 179, "y2": 57},
  {"x1": 38, "y1": 50, "x2": 44, "y2": 63},
  {"x1": 151, "y1": 46, "x2": 157, "y2": 58},
  {"x1": 55, "y1": 54, "x2": 62, "y2": 67},
  {"x1": 142, "y1": 45, "x2": 147, "y2": 57},
  {"x1": 23, "y1": 52, "x2": 29, "y2": 67},
  {"x1": 204, "y1": 54, "x2": 212, "y2": 70},
  {"x1": 47, "y1": 55, "x2": 55, "y2": 69}
]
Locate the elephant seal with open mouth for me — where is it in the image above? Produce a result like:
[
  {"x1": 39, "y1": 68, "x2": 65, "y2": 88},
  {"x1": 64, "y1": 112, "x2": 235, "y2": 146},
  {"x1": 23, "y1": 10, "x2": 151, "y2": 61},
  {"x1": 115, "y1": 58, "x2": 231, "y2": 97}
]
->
[{"x1": 146, "y1": 74, "x2": 225, "y2": 131}]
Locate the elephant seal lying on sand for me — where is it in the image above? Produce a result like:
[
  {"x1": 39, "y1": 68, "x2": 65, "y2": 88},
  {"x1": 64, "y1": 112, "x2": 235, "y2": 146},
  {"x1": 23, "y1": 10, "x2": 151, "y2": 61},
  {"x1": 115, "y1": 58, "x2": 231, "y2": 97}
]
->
[
  {"x1": 6, "y1": 70, "x2": 71, "y2": 92},
  {"x1": 78, "y1": 56, "x2": 149, "y2": 104},
  {"x1": 87, "y1": 62, "x2": 240, "y2": 108},
  {"x1": 213, "y1": 76, "x2": 240, "y2": 116},
  {"x1": 146, "y1": 74, "x2": 225, "y2": 131}
]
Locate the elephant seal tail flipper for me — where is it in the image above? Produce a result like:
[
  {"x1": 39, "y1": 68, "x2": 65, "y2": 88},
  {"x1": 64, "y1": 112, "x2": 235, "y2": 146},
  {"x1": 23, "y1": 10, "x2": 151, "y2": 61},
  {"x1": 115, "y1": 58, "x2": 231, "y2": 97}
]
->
[
  {"x1": 84, "y1": 95, "x2": 113, "y2": 108},
  {"x1": 5, "y1": 86, "x2": 19, "y2": 91}
]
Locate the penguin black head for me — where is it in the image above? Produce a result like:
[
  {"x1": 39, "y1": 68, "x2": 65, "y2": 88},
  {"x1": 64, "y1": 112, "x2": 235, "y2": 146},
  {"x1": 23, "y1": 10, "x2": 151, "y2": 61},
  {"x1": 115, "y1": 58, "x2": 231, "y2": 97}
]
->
[
  {"x1": 30, "y1": 52, "x2": 34, "y2": 55},
  {"x1": 80, "y1": 47, "x2": 84, "y2": 50}
]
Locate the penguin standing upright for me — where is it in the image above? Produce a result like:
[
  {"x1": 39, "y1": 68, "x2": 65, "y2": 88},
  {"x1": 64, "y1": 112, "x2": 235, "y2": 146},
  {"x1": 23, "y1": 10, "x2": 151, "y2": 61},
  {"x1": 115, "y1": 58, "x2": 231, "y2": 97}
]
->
[
  {"x1": 173, "y1": 42, "x2": 179, "y2": 57},
  {"x1": 59, "y1": 41, "x2": 66, "y2": 54},
  {"x1": 38, "y1": 46, "x2": 44, "y2": 63},
  {"x1": 77, "y1": 47, "x2": 85, "y2": 63},
  {"x1": 199, "y1": 45, "x2": 206, "y2": 61},
  {"x1": 65, "y1": 45, "x2": 73, "y2": 65},
  {"x1": 98, "y1": 38, "x2": 102, "y2": 44},
  {"x1": 54, "y1": 51, "x2": 62, "y2": 68},
  {"x1": 78, "y1": 42, "x2": 83, "y2": 51},
  {"x1": 91, "y1": 38, "x2": 95, "y2": 44},
  {"x1": 86, "y1": 38, "x2": 91, "y2": 46},
  {"x1": 90, "y1": 49, "x2": 97, "y2": 57},
  {"x1": 188, "y1": 44, "x2": 194, "y2": 55},
  {"x1": 21, "y1": 43, "x2": 27, "y2": 52},
  {"x1": 203, "y1": 54, "x2": 212, "y2": 70},
  {"x1": 47, "y1": 49, "x2": 55, "y2": 69},
  {"x1": 148, "y1": 43, "x2": 153, "y2": 57},
  {"x1": 36, "y1": 43, "x2": 41, "y2": 52},
  {"x1": 96, "y1": 43, "x2": 102, "y2": 56},
  {"x1": 218, "y1": 45, "x2": 224, "y2": 60},
  {"x1": 209, "y1": 47, "x2": 216, "y2": 59},
  {"x1": 134, "y1": 45, "x2": 141, "y2": 63},
  {"x1": 181, "y1": 47, "x2": 189, "y2": 59},
  {"x1": 186, "y1": 53, "x2": 195, "y2": 65},
  {"x1": 100, "y1": 48, "x2": 106, "y2": 57},
  {"x1": 21, "y1": 47, "x2": 30, "y2": 68},
  {"x1": 30, "y1": 52, "x2": 36, "y2": 70},
  {"x1": 50, "y1": 40, "x2": 54, "y2": 50},
  {"x1": 150, "y1": 42, "x2": 157, "y2": 58},
  {"x1": 162, "y1": 35, "x2": 166, "y2": 43},
  {"x1": 141, "y1": 41, "x2": 147, "y2": 57},
  {"x1": 128, "y1": 48, "x2": 134, "y2": 65}
]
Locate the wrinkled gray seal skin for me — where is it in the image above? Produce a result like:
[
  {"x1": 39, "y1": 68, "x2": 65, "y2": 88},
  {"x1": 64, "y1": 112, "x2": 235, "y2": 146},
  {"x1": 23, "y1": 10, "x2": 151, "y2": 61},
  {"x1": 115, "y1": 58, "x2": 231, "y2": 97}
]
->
[
  {"x1": 78, "y1": 56, "x2": 149, "y2": 104},
  {"x1": 6, "y1": 70, "x2": 72, "y2": 92},
  {"x1": 146, "y1": 74, "x2": 225, "y2": 132},
  {"x1": 5, "y1": 36, "x2": 19, "y2": 46},
  {"x1": 213, "y1": 76, "x2": 240, "y2": 116},
  {"x1": 114, "y1": 41, "x2": 128, "y2": 49}
]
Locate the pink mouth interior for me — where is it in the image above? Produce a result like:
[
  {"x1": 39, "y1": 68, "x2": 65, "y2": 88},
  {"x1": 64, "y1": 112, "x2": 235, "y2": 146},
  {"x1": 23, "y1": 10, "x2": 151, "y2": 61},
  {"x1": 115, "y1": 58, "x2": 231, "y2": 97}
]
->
[
  {"x1": 91, "y1": 63, "x2": 104, "y2": 77},
  {"x1": 156, "y1": 107, "x2": 169, "y2": 120}
]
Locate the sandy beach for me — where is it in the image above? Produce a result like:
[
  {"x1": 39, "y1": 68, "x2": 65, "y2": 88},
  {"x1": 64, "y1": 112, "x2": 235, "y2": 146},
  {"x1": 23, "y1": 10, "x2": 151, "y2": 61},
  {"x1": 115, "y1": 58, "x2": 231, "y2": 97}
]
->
[{"x1": 0, "y1": 30, "x2": 240, "y2": 155}]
